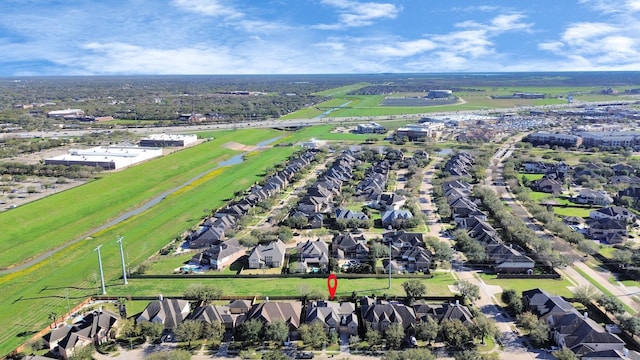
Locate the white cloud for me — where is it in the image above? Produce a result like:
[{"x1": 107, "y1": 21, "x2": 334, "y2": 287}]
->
[
  {"x1": 367, "y1": 39, "x2": 437, "y2": 57},
  {"x1": 314, "y1": 0, "x2": 400, "y2": 29},
  {"x1": 171, "y1": 0, "x2": 242, "y2": 18}
]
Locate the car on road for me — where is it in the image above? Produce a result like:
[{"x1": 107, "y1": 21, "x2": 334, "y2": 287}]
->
[{"x1": 296, "y1": 351, "x2": 314, "y2": 359}]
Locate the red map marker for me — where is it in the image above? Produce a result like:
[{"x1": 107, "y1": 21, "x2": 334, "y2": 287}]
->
[{"x1": 327, "y1": 274, "x2": 338, "y2": 300}]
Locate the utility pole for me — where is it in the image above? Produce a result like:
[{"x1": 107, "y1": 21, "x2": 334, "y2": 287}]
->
[
  {"x1": 95, "y1": 245, "x2": 106, "y2": 295},
  {"x1": 117, "y1": 236, "x2": 128, "y2": 285},
  {"x1": 388, "y1": 240, "x2": 392, "y2": 289}
]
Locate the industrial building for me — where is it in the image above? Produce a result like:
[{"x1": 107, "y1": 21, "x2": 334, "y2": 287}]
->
[
  {"x1": 395, "y1": 123, "x2": 445, "y2": 141},
  {"x1": 47, "y1": 108, "x2": 85, "y2": 118},
  {"x1": 139, "y1": 134, "x2": 198, "y2": 147},
  {"x1": 45, "y1": 146, "x2": 163, "y2": 170}
]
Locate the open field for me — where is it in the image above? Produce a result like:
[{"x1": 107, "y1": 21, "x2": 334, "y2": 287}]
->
[
  {"x1": 0, "y1": 128, "x2": 283, "y2": 270},
  {"x1": 106, "y1": 272, "x2": 455, "y2": 298},
  {"x1": 0, "y1": 128, "x2": 299, "y2": 354}
]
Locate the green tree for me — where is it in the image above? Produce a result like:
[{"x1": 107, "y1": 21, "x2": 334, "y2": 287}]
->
[
  {"x1": 454, "y1": 350, "x2": 483, "y2": 360},
  {"x1": 139, "y1": 321, "x2": 164, "y2": 343},
  {"x1": 174, "y1": 320, "x2": 202, "y2": 349},
  {"x1": 618, "y1": 315, "x2": 640, "y2": 338},
  {"x1": 597, "y1": 294, "x2": 625, "y2": 315},
  {"x1": 263, "y1": 320, "x2": 289, "y2": 343},
  {"x1": 365, "y1": 325, "x2": 382, "y2": 348},
  {"x1": 385, "y1": 323, "x2": 405, "y2": 350},
  {"x1": 69, "y1": 344, "x2": 95, "y2": 360},
  {"x1": 527, "y1": 321, "x2": 549, "y2": 346},
  {"x1": 472, "y1": 313, "x2": 498, "y2": 344},
  {"x1": 262, "y1": 350, "x2": 288, "y2": 360},
  {"x1": 440, "y1": 319, "x2": 472, "y2": 349},
  {"x1": 402, "y1": 279, "x2": 427, "y2": 304},
  {"x1": 237, "y1": 319, "x2": 263, "y2": 344},
  {"x1": 415, "y1": 317, "x2": 439, "y2": 343},
  {"x1": 202, "y1": 321, "x2": 225, "y2": 341},
  {"x1": 383, "y1": 348, "x2": 436, "y2": 360},
  {"x1": 572, "y1": 285, "x2": 598, "y2": 305},
  {"x1": 551, "y1": 347, "x2": 579, "y2": 360},
  {"x1": 517, "y1": 312, "x2": 539, "y2": 331},
  {"x1": 146, "y1": 349, "x2": 192, "y2": 360},
  {"x1": 184, "y1": 284, "x2": 222, "y2": 303},
  {"x1": 299, "y1": 321, "x2": 327, "y2": 349},
  {"x1": 455, "y1": 280, "x2": 480, "y2": 303},
  {"x1": 119, "y1": 318, "x2": 141, "y2": 339}
]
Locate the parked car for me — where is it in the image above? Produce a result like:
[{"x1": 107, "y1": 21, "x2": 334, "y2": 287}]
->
[{"x1": 296, "y1": 351, "x2": 314, "y2": 359}]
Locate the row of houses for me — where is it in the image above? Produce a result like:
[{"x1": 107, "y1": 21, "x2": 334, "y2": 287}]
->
[
  {"x1": 445, "y1": 180, "x2": 535, "y2": 273},
  {"x1": 134, "y1": 296, "x2": 476, "y2": 342},
  {"x1": 186, "y1": 150, "x2": 319, "y2": 270},
  {"x1": 522, "y1": 288, "x2": 630, "y2": 359}
]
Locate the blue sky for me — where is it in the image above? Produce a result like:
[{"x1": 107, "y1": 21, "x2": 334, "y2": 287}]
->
[{"x1": 1, "y1": 0, "x2": 639, "y2": 76}]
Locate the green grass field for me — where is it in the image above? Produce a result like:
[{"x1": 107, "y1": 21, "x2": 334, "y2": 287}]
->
[
  {"x1": 0, "y1": 128, "x2": 299, "y2": 354},
  {"x1": 106, "y1": 272, "x2": 455, "y2": 298},
  {"x1": 479, "y1": 273, "x2": 574, "y2": 298},
  {"x1": 0, "y1": 128, "x2": 283, "y2": 270}
]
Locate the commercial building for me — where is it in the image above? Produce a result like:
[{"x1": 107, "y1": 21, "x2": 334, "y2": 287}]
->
[
  {"x1": 47, "y1": 108, "x2": 85, "y2": 118},
  {"x1": 45, "y1": 146, "x2": 163, "y2": 170},
  {"x1": 356, "y1": 122, "x2": 386, "y2": 134},
  {"x1": 395, "y1": 123, "x2": 445, "y2": 141},
  {"x1": 139, "y1": 134, "x2": 198, "y2": 147}
]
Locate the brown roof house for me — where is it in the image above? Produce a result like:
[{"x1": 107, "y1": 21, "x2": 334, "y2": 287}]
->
[
  {"x1": 245, "y1": 301, "x2": 303, "y2": 338},
  {"x1": 190, "y1": 238, "x2": 245, "y2": 270},
  {"x1": 136, "y1": 297, "x2": 191, "y2": 330}
]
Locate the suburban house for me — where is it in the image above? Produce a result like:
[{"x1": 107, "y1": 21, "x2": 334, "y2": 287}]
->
[
  {"x1": 574, "y1": 189, "x2": 614, "y2": 206},
  {"x1": 367, "y1": 193, "x2": 407, "y2": 210},
  {"x1": 529, "y1": 176, "x2": 564, "y2": 194},
  {"x1": 190, "y1": 238, "x2": 245, "y2": 270},
  {"x1": 136, "y1": 298, "x2": 191, "y2": 330},
  {"x1": 413, "y1": 301, "x2": 474, "y2": 326},
  {"x1": 553, "y1": 313, "x2": 626, "y2": 356},
  {"x1": 46, "y1": 309, "x2": 120, "y2": 359},
  {"x1": 589, "y1": 206, "x2": 636, "y2": 223},
  {"x1": 190, "y1": 300, "x2": 250, "y2": 330},
  {"x1": 522, "y1": 288, "x2": 577, "y2": 324},
  {"x1": 306, "y1": 300, "x2": 359, "y2": 335},
  {"x1": 188, "y1": 225, "x2": 225, "y2": 249},
  {"x1": 248, "y1": 240, "x2": 286, "y2": 269},
  {"x1": 360, "y1": 297, "x2": 417, "y2": 331},
  {"x1": 381, "y1": 209, "x2": 414, "y2": 229},
  {"x1": 245, "y1": 301, "x2": 303, "y2": 337},
  {"x1": 588, "y1": 218, "x2": 627, "y2": 244},
  {"x1": 335, "y1": 207, "x2": 369, "y2": 222},
  {"x1": 521, "y1": 288, "x2": 627, "y2": 358},
  {"x1": 331, "y1": 232, "x2": 369, "y2": 260},
  {"x1": 293, "y1": 239, "x2": 329, "y2": 273}
]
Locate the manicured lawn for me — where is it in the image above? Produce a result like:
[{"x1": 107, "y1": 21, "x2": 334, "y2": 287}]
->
[
  {"x1": 479, "y1": 273, "x2": 574, "y2": 298},
  {"x1": 519, "y1": 173, "x2": 544, "y2": 181},
  {"x1": 107, "y1": 272, "x2": 456, "y2": 299},
  {"x1": 553, "y1": 207, "x2": 593, "y2": 218}
]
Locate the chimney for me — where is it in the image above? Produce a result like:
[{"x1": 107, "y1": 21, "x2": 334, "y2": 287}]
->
[
  {"x1": 159, "y1": 294, "x2": 163, "y2": 301},
  {"x1": 583, "y1": 312, "x2": 588, "y2": 320},
  {"x1": 266, "y1": 296, "x2": 269, "y2": 302},
  {"x1": 456, "y1": 299, "x2": 460, "y2": 305}
]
